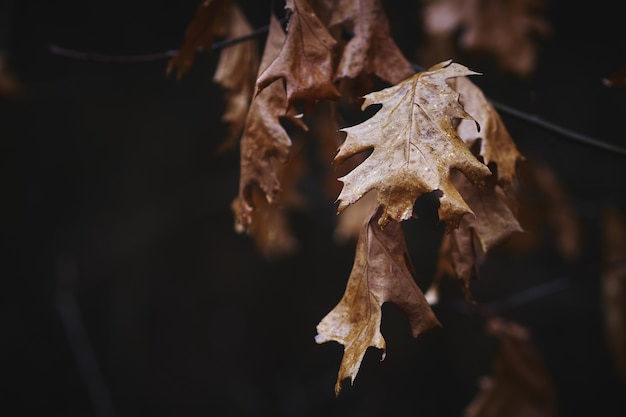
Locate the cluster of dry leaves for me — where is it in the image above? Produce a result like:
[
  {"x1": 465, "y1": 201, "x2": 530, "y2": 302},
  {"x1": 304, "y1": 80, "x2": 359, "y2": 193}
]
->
[{"x1": 166, "y1": 0, "x2": 625, "y2": 407}]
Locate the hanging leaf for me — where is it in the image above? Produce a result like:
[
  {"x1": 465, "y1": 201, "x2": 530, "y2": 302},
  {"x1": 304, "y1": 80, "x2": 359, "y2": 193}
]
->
[
  {"x1": 454, "y1": 77, "x2": 524, "y2": 189},
  {"x1": 335, "y1": 60, "x2": 492, "y2": 230},
  {"x1": 326, "y1": 0, "x2": 415, "y2": 85},
  {"x1": 465, "y1": 318, "x2": 558, "y2": 417},
  {"x1": 213, "y1": 4, "x2": 260, "y2": 153},
  {"x1": 233, "y1": 14, "x2": 307, "y2": 231},
  {"x1": 443, "y1": 171, "x2": 524, "y2": 298},
  {"x1": 420, "y1": 0, "x2": 550, "y2": 77},
  {"x1": 256, "y1": 0, "x2": 341, "y2": 108},
  {"x1": 166, "y1": 0, "x2": 232, "y2": 79},
  {"x1": 316, "y1": 206, "x2": 441, "y2": 395}
]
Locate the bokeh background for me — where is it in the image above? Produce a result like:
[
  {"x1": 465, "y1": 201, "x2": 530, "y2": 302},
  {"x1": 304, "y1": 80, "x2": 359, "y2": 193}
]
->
[{"x1": 2, "y1": 0, "x2": 626, "y2": 416}]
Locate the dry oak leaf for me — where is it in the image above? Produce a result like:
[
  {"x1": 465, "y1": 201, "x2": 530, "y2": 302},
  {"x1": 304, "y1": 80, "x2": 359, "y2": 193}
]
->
[
  {"x1": 465, "y1": 318, "x2": 557, "y2": 417},
  {"x1": 213, "y1": 4, "x2": 260, "y2": 153},
  {"x1": 443, "y1": 171, "x2": 523, "y2": 298},
  {"x1": 256, "y1": 0, "x2": 341, "y2": 108},
  {"x1": 166, "y1": 0, "x2": 231, "y2": 79},
  {"x1": 601, "y1": 205, "x2": 626, "y2": 379},
  {"x1": 421, "y1": 0, "x2": 550, "y2": 77},
  {"x1": 231, "y1": 140, "x2": 307, "y2": 260},
  {"x1": 454, "y1": 77, "x2": 524, "y2": 189},
  {"x1": 234, "y1": 14, "x2": 307, "y2": 231},
  {"x1": 325, "y1": 0, "x2": 415, "y2": 86},
  {"x1": 316, "y1": 206, "x2": 441, "y2": 395},
  {"x1": 335, "y1": 60, "x2": 492, "y2": 230}
]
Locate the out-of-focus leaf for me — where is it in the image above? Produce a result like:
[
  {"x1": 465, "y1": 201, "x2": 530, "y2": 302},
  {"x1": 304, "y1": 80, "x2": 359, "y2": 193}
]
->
[
  {"x1": 167, "y1": 0, "x2": 232, "y2": 79},
  {"x1": 420, "y1": 0, "x2": 551, "y2": 77},
  {"x1": 213, "y1": 4, "x2": 259, "y2": 153},
  {"x1": 502, "y1": 159, "x2": 581, "y2": 262},
  {"x1": 601, "y1": 206, "x2": 626, "y2": 379},
  {"x1": 465, "y1": 317, "x2": 558, "y2": 417},
  {"x1": 325, "y1": 0, "x2": 415, "y2": 87}
]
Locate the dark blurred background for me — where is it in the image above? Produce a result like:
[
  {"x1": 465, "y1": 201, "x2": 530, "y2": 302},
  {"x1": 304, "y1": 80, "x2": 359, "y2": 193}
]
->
[{"x1": 2, "y1": 0, "x2": 626, "y2": 416}]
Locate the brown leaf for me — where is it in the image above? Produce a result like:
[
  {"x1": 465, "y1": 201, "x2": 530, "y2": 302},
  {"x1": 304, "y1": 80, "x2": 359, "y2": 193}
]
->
[
  {"x1": 256, "y1": 0, "x2": 341, "y2": 108},
  {"x1": 316, "y1": 206, "x2": 441, "y2": 395},
  {"x1": 166, "y1": 0, "x2": 232, "y2": 79},
  {"x1": 212, "y1": 5, "x2": 260, "y2": 153},
  {"x1": 232, "y1": 138, "x2": 308, "y2": 260},
  {"x1": 465, "y1": 318, "x2": 557, "y2": 417},
  {"x1": 234, "y1": 14, "x2": 307, "y2": 231},
  {"x1": 447, "y1": 171, "x2": 523, "y2": 297},
  {"x1": 601, "y1": 206, "x2": 626, "y2": 379},
  {"x1": 327, "y1": 0, "x2": 415, "y2": 86},
  {"x1": 335, "y1": 60, "x2": 492, "y2": 230},
  {"x1": 421, "y1": 0, "x2": 551, "y2": 77},
  {"x1": 502, "y1": 159, "x2": 581, "y2": 261},
  {"x1": 454, "y1": 77, "x2": 524, "y2": 189}
]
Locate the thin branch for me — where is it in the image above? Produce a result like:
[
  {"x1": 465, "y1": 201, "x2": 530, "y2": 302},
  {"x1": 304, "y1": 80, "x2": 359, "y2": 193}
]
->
[
  {"x1": 46, "y1": 21, "x2": 626, "y2": 158},
  {"x1": 47, "y1": 43, "x2": 178, "y2": 63},
  {"x1": 489, "y1": 98, "x2": 626, "y2": 157},
  {"x1": 46, "y1": 19, "x2": 279, "y2": 63}
]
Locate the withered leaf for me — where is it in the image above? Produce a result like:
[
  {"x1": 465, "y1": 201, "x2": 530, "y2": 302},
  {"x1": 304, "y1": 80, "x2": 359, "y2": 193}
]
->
[
  {"x1": 327, "y1": 0, "x2": 415, "y2": 86},
  {"x1": 316, "y1": 206, "x2": 441, "y2": 395},
  {"x1": 232, "y1": 139, "x2": 307, "y2": 259},
  {"x1": 421, "y1": 0, "x2": 550, "y2": 77},
  {"x1": 166, "y1": 0, "x2": 232, "y2": 79},
  {"x1": 444, "y1": 171, "x2": 523, "y2": 298},
  {"x1": 601, "y1": 206, "x2": 626, "y2": 379},
  {"x1": 256, "y1": 0, "x2": 341, "y2": 108},
  {"x1": 502, "y1": 159, "x2": 581, "y2": 261},
  {"x1": 465, "y1": 318, "x2": 557, "y2": 417},
  {"x1": 234, "y1": 14, "x2": 307, "y2": 230},
  {"x1": 335, "y1": 60, "x2": 492, "y2": 230},
  {"x1": 213, "y1": 4, "x2": 259, "y2": 153},
  {"x1": 454, "y1": 77, "x2": 524, "y2": 189}
]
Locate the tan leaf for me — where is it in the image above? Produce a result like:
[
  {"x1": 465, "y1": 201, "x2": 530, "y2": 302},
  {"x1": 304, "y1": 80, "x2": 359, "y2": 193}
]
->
[
  {"x1": 166, "y1": 0, "x2": 232, "y2": 79},
  {"x1": 447, "y1": 171, "x2": 524, "y2": 297},
  {"x1": 316, "y1": 206, "x2": 441, "y2": 395},
  {"x1": 326, "y1": 0, "x2": 415, "y2": 86},
  {"x1": 601, "y1": 206, "x2": 626, "y2": 379},
  {"x1": 454, "y1": 77, "x2": 524, "y2": 189},
  {"x1": 255, "y1": 0, "x2": 341, "y2": 108},
  {"x1": 335, "y1": 60, "x2": 492, "y2": 230},
  {"x1": 234, "y1": 15, "x2": 307, "y2": 231},
  {"x1": 465, "y1": 318, "x2": 557, "y2": 417},
  {"x1": 213, "y1": 4, "x2": 260, "y2": 153},
  {"x1": 421, "y1": 0, "x2": 550, "y2": 77}
]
